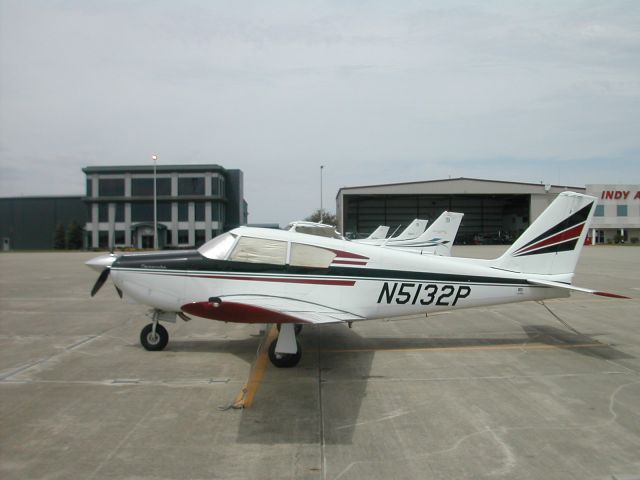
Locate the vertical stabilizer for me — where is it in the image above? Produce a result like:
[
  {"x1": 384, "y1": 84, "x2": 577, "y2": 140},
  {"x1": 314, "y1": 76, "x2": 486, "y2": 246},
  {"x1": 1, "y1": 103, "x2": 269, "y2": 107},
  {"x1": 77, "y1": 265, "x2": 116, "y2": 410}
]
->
[
  {"x1": 366, "y1": 225, "x2": 390, "y2": 240},
  {"x1": 419, "y1": 211, "x2": 464, "y2": 255},
  {"x1": 492, "y1": 192, "x2": 597, "y2": 276},
  {"x1": 394, "y1": 219, "x2": 429, "y2": 240}
]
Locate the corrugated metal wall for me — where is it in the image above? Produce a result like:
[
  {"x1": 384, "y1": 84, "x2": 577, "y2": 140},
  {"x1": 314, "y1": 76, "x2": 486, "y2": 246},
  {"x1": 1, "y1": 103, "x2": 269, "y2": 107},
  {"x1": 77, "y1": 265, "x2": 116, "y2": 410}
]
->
[{"x1": 0, "y1": 197, "x2": 87, "y2": 250}]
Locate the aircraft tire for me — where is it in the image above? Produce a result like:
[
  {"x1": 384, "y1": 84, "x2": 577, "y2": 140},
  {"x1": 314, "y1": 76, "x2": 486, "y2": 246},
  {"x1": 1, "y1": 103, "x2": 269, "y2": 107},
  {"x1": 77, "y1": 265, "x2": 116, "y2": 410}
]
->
[
  {"x1": 276, "y1": 324, "x2": 303, "y2": 335},
  {"x1": 140, "y1": 323, "x2": 169, "y2": 351},
  {"x1": 268, "y1": 339, "x2": 302, "y2": 368}
]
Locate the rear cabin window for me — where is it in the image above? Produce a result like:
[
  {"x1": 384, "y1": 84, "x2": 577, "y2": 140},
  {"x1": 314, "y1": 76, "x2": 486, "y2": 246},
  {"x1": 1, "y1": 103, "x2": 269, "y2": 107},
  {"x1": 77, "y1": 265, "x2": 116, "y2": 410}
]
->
[
  {"x1": 230, "y1": 237, "x2": 287, "y2": 265},
  {"x1": 290, "y1": 243, "x2": 336, "y2": 268}
]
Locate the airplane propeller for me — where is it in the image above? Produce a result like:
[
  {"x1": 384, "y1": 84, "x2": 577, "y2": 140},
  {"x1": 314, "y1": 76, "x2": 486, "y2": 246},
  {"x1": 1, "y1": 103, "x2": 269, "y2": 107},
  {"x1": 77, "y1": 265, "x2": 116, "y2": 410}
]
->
[
  {"x1": 86, "y1": 253, "x2": 121, "y2": 298},
  {"x1": 91, "y1": 268, "x2": 111, "y2": 297}
]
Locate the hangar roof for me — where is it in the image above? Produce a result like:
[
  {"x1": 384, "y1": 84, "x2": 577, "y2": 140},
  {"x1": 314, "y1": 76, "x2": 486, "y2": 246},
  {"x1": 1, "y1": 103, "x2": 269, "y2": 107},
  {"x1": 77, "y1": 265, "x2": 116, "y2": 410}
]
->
[{"x1": 337, "y1": 177, "x2": 586, "y2": 197}]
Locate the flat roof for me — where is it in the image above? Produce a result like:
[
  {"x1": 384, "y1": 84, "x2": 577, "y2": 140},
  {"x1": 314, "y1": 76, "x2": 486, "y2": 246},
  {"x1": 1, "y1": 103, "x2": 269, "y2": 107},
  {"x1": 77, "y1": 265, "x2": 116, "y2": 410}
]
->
[{"x1": 83, "y1": 164, "x2": 225, "y2": 174}]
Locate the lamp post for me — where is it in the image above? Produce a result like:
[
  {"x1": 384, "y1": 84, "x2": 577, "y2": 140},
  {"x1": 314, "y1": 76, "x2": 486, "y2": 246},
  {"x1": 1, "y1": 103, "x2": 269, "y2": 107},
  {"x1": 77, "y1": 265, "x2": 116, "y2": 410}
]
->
[
  {"x1": 320, "y1": 165, "x2": 324, "y2": 223},
  {"x1": 152, "y1": 154, "x2": 158, "y2": 250}
]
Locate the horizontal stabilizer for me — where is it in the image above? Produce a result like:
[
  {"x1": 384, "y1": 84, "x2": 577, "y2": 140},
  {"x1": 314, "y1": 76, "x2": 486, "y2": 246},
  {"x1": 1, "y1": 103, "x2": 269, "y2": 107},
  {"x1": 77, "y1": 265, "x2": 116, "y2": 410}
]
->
[{"x1": 526, "y1": 278, "x2": 630, "y2": 299}]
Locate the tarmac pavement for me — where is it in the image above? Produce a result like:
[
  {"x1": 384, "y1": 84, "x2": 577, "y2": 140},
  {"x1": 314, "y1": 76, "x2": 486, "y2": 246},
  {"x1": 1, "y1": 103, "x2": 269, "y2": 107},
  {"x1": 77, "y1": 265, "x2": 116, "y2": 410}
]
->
[{"x1": 1, "y1": 246, "x2": 639, "y2": 479}]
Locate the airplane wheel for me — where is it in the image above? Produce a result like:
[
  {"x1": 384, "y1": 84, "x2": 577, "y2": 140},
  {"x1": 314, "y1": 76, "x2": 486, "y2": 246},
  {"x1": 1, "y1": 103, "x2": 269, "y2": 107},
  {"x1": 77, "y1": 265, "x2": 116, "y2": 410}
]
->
[
  {"x1": 276, "y1": 324, "x2": 303, "y2": 335},
  {"x1": 140, "y1": 323, "x2": 169, "y2": 351},
  {"x1": 268, "y1": 339, "x2": 302, "y2": 368}
]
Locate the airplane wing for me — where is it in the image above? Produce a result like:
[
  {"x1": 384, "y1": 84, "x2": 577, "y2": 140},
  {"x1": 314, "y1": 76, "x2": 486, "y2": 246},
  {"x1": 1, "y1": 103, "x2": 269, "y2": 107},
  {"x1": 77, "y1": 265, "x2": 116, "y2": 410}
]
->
[
  {"x1": 181, "y1": 295, "x2": 365, "y2": 324},
  {"x1": 526, "y1": 278, "x2": 630, "y2": 298}
]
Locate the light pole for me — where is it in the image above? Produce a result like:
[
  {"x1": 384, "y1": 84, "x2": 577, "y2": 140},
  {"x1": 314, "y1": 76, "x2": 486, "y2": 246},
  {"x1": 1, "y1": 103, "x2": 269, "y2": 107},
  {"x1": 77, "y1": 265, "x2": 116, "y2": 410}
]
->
[
  {"x1": 152, "y1": 154, "x2": 158, "y2": 250},
  {"x1": 320, "y1": 165, "x2": 324, "y2": 223}
]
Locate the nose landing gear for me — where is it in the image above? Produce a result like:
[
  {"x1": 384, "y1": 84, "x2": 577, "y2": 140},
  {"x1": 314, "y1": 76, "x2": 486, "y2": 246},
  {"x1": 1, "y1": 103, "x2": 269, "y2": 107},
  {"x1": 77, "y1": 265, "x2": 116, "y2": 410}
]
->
[{"x1": 140, "y1": 310, "x2": 172, "y2": 351}]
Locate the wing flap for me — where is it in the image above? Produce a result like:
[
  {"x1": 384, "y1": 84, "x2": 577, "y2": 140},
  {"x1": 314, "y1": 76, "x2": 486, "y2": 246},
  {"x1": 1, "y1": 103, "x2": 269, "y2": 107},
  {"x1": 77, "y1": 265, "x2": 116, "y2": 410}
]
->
[{"x1": 181, "y1": 295, "x2": 364, "y2": 324}]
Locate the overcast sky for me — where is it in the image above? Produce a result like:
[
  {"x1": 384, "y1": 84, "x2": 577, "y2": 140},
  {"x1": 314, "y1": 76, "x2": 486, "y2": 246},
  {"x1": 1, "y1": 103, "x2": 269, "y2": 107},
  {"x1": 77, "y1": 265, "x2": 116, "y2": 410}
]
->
[{"x1": 1, "y1": 0, "x2": 639, "y2": 225}]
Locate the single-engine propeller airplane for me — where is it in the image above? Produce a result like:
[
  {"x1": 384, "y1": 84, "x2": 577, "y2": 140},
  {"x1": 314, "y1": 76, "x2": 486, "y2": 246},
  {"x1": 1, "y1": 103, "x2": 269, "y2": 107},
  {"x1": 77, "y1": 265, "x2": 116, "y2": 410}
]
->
[{"x1": 87, "y1": 192, "x2": 628, "y2": 368}]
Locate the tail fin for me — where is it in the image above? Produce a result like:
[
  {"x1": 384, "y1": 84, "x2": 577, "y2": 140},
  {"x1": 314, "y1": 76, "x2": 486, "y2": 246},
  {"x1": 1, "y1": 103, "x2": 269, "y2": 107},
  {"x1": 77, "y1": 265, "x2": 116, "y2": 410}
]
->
[
  {"x1": 366, "y1": 225, "x2": 390, "y2": 240},
  {"x1": 419, "y1": 211, "x2": 464, "y2": 255},
  {"x1": 394, "y1": 219, "x2": 429, "y2": 240},
  {"x1": 492, "y1": 192, "x2": 597, "y2": 276},
  {"x1": 383, "y1": 211, "x2": 463, "y2": 255}
]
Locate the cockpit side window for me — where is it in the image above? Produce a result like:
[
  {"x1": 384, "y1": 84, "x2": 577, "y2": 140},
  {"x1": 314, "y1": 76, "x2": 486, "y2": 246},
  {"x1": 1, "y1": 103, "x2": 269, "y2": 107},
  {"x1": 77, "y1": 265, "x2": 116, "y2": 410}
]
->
[
  {"x1": 198, "y1": 232, "x2": 237, "y2": 260},
  {"x1": 229, "y1": 237, "x2": 287, "y2": 265},
  {"x1": 290, "y1": 243, "x2": 336, "y2": 268}
]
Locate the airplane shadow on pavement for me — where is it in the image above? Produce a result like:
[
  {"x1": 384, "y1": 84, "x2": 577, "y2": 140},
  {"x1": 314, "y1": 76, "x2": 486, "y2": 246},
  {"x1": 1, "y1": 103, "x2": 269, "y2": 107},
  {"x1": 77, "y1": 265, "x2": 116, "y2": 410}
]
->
[{"x1": 166, "y1": 322, "x2": 633, "y2": 446}]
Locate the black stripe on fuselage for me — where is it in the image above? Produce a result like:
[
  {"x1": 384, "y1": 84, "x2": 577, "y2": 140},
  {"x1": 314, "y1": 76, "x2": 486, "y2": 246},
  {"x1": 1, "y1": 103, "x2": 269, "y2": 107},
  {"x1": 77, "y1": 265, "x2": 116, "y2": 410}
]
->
[{"x1": 113, "y1": 251, "x2": 529, "y2": 286}]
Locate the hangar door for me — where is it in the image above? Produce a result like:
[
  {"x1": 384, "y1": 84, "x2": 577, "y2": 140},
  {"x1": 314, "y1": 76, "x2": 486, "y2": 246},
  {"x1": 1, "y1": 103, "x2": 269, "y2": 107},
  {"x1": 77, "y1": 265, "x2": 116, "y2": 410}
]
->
[{"x1": 343, "y1": 194, "x2": 529, "y2": 244}]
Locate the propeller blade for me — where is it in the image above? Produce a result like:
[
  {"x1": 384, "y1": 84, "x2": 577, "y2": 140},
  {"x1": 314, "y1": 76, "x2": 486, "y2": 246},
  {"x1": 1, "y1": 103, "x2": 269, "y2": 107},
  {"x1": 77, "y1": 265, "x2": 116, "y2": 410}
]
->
[{"x1": 91, "y1": 268, "x2": 110, "y2": 297}]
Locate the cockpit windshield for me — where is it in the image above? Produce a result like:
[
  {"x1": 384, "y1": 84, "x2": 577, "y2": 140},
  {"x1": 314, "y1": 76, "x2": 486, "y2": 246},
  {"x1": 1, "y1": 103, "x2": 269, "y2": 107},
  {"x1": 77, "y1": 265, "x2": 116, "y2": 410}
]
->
[{"x1": 198, "y1": 232, "x2": 237, "y2": 260}]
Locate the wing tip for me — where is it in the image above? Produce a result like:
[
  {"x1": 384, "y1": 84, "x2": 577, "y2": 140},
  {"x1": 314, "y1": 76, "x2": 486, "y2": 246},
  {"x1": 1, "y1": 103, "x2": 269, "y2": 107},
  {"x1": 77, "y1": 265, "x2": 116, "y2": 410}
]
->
[{"x1": 593, "y1": 291, "x2": 631, "y2": 299}]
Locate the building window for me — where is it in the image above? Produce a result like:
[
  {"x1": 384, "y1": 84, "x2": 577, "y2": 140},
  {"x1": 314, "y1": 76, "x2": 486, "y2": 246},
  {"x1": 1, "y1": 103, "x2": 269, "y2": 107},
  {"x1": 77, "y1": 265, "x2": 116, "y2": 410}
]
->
[
  {"x1": 178, "y1": 230, "x2": 189, "y2": 244},
  {"x1": 131, "y1": 178, "x2": 171, "y2": 196},
  {"x1": 195, "y1": 229, "x2": 206, "y2": 247},
  {"x1": 211, "y1": 177, "x2": 225, "y2": 196},
  {"x1": 195, "y1": 202, "x2": 206, "y2": 221},
  {"x1": 178, "y1": 202, "x2": 189, "y2": 221},
  {"x1": 212, "y1": 203, "x2": 220, "y2": 221},
  {"x1": 98, "y1": 203, "x2": 109, "y2": 222},
  {"x1": 86, "y1": 180, "x2": 93, "y2": 197},
  {"x1": 617, "y1": 205, "x2": 628, "y2": 217},
  {"x1": 115, "y1": 203, "x2": 125, "y2": 222},
  {"x1": 114, "y1": 230, "x2": 125, "y2": 245},
  {"x1": 594, "y1": 205, "x2": 604, "y2": 217},
  {"x1": 166, "y1": 230, "x2": 173, "y2": 245},
  {"x1": 158, "y1": 202, "x2": 171, "y2": 221},
  {"x1": 98, "y1": 178, "x2": 124, "y2": 197},
  {"x1": 131, "y1": 202, "x2": 153, "y2": 222},
  {"x1": 98, "y1": 231, "x2": 109, "y2": 248},
  {"x1": 178, "y1": 177, "x2": 205, "y2": 196}
]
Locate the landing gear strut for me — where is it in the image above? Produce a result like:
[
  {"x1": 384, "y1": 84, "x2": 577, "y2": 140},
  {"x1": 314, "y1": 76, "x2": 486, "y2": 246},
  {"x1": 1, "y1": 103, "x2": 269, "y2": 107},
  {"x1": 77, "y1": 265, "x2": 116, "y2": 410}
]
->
[
  {"x1": 268, "y1": 323, "x2": 302, "y2": 368},
  {"x1": 268, "y1": 339, "x2": 302, "y2": 368}
]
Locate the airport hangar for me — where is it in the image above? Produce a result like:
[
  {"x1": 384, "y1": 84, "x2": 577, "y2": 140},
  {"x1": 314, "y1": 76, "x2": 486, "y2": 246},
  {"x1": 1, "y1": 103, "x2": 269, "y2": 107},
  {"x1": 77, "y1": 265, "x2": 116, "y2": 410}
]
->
[{"x1": 336, "y1": 178, "x2": 640, "y2": 245}]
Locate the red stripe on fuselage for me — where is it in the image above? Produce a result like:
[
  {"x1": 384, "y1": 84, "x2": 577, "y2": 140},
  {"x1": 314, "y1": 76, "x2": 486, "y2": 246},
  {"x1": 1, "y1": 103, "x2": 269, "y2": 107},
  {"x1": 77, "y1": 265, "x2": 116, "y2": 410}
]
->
[
  {"x1": 330, "y1": 249, "x2": 369, "y2": 260},
  {"x1": 331, "y1": 260, "x2": 368, "y2": 266}
]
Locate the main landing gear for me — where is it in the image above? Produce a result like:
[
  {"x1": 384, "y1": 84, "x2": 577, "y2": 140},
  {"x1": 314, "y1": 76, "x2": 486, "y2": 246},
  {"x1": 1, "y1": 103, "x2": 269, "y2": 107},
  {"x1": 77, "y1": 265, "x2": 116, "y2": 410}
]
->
[{"x1": 268, "y1": 323, "x2": 303, "y2": 368}]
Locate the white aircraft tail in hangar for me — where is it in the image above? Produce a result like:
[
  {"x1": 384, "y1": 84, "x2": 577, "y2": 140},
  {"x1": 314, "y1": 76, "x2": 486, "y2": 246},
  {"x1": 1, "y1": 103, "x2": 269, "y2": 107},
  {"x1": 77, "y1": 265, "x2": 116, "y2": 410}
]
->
[
  {"x1": 355, "y1": 219, "x2": 428, "y2": 245},
  {"x1": 87, "y1": 192, "x2": 628, "y2": 368},
  {"x1": 380, "y1": 211, "x2": 464, "y2": 256}
]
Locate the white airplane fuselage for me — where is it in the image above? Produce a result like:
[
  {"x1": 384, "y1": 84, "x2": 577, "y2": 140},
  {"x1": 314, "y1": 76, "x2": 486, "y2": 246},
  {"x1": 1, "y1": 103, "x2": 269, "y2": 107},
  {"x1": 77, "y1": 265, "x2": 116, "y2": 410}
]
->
[{"x1": 109, "y1": 228, "x2": 567, "y2": 323}]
